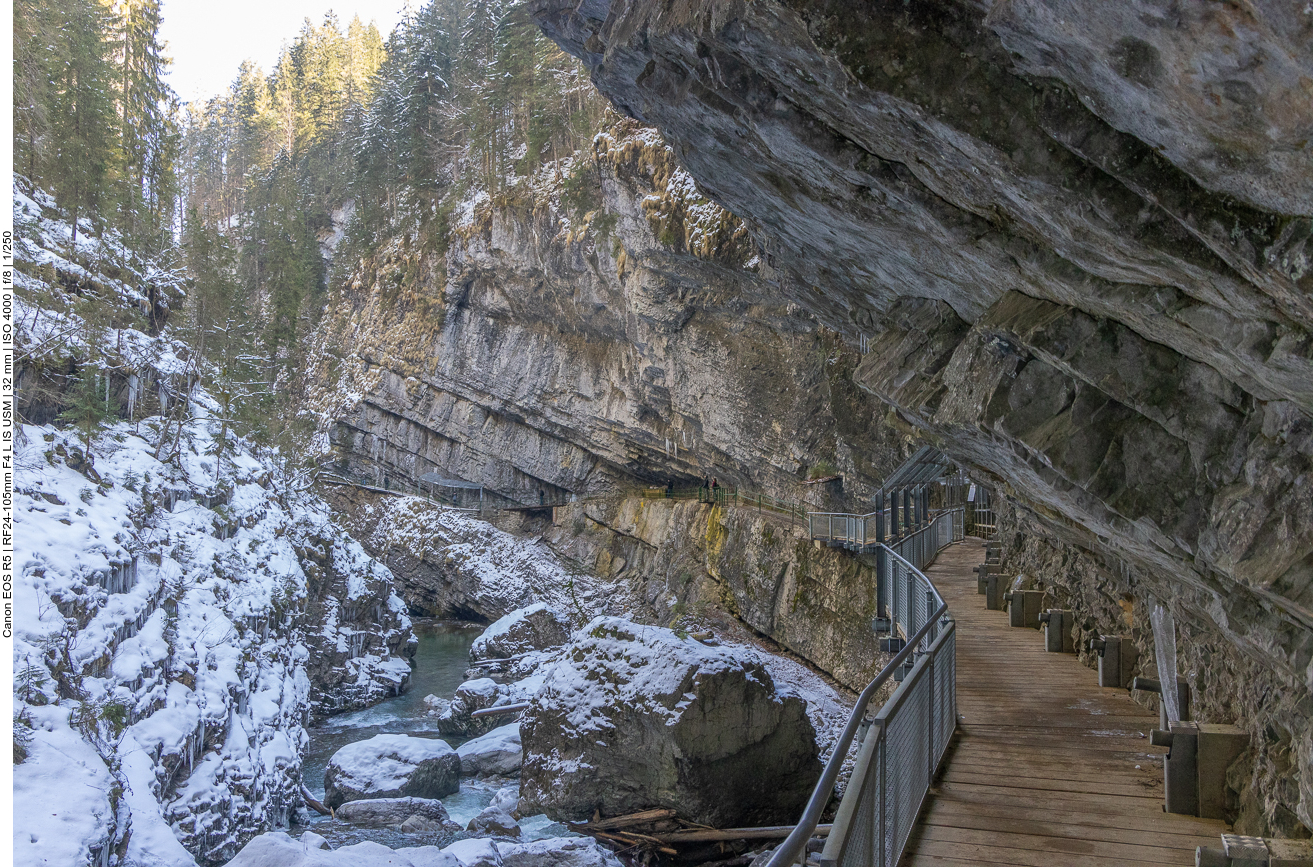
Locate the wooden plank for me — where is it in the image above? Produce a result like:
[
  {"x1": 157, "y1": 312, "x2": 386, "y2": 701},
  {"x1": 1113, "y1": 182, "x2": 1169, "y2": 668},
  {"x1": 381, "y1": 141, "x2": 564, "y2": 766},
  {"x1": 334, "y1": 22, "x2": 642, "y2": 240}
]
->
[
  {"x1": 919, "y1": 804, "x2": 1222, "y2": 848},
  {"x1": 891, "y1": 540, "x2": 1225, "y2": 867},
  {"x1": 908, "y1": 825, "x2": 1202, "y2": 866},
  {"x1": 922, "y1": 798, "x2": 1225, "y2": 840},
  {"x1": 929, "y1": 781, "x2": 1220, "y2": 825}
]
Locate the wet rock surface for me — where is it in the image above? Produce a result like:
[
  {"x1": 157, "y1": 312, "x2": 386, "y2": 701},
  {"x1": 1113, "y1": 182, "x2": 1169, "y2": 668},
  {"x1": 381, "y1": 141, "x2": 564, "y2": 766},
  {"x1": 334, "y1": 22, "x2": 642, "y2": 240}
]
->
[
  {"x1": 519, "y1": 616, "x2": 821, "y2": 827},
  {"x1": 529, "y1": 0, "x2": 1313, "y2": 834},
  {"x1": 467, "y1": 806, "x2": 521, "y2": 837}
]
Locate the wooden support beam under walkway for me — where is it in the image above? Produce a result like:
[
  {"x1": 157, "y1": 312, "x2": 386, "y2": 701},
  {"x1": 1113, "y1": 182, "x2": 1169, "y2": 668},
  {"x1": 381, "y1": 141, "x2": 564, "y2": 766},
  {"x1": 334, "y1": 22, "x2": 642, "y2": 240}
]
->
[{"x1": 901, "y1": 541, "x2": 1228, "y2": 867}]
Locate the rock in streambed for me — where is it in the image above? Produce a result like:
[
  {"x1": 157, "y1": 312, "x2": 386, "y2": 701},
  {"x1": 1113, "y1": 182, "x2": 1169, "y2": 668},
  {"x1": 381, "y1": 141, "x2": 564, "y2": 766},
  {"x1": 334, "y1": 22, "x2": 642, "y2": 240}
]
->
[
  {"x1": 519, "y1": 616, "x2": 822, "y2": 828},
  {"x1": 324, "y1": 734, "x2": 460, "y2": 809}
]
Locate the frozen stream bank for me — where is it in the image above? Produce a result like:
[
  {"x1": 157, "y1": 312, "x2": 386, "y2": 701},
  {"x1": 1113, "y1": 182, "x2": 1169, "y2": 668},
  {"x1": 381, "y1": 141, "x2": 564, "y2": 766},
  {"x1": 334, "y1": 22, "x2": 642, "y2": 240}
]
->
[{"x1": 296, "y1": 620, "x2": 571, "y2": 851}]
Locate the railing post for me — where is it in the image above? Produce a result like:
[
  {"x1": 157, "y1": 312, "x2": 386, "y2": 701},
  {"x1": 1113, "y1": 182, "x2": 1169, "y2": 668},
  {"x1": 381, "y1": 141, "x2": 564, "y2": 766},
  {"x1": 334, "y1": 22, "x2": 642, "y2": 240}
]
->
[
  {"x1": 877, "y1": 723, "x2": 887, "y2": 867},
  {"x1": 927, "y1": 647, "x2": 936, "y2": 782}
]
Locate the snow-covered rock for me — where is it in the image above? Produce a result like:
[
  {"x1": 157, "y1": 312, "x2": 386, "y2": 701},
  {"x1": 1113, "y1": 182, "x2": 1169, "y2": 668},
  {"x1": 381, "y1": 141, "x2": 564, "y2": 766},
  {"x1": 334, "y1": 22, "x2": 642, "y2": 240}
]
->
[
  {"x1": 13, "y1": 180, "x2": 418, "y2": 867},
  {"x1": 324, "y1": 734, "x2": 461, "y2": 808},
  {"x1": 490, "y1": 783, "x2": 521, "y2": 816},
  {"x1": 428, "y1": 678, "x2": 522, "y2": 737},
  {"x1": 442, "y1": 837, "x2": 504, "y2": 867},
  {"x1": 457, "y1": 723, "x2": 523, "y2": 776},
  {"x1": 334, "y1": 797, "x2": 462, "y2": 836},
  {"x1": 12, "y1": 705, "x2": 119, "y2": 867},
  {"x1": 467, "y1": 805, "x2": 521, "y2": 837},
  {"x1": 225, "y1": 832, "x2": 462, "y2": 867},
  {"x1": 224, "y1": 831, "x2": 623, "y2": 867},
  {"x1": 520, "y1": 617, "x2": 821, "y2": 827},
  {"x1": 470, "y1": 604, "x2": 572, "y2": 662},
  {"x1": 301, "y1": 831, "x2": 331, "y2": 850},
  {"x1": 317, "y1": 491, "x2": 632, "y2": 623},
  {"x1": 500, "y1": 838, "x2": 626, "y2": 867}
]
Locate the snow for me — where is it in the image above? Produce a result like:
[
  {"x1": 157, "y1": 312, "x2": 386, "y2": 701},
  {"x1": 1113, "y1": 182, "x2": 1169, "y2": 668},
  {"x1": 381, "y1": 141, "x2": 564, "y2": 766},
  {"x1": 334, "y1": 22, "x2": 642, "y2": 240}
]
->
[
  {"x1": 12, "y1": 179, "x2": 415, "y2": 867},
  {"x1": 536, "y1": 617, "x2": 773, "y2": 733},
  {"x1": 327, "y1": 734, "x2": 457, "y2": 795},
  {"x1": 12, "y1": 706, "x2": 116, "y2": 867},
  {"x1": 442, "y1": 837, "x2": 503, "y2": 867},
  {"x1": 500, "y1": 838, "x2": 625, "y2": 867},
  {"x1": 345, "y1": 497, "x2": 616, "y2": 619},
  {"x1": 225, "y1": 832, "x2": 463, "y2": 867}
]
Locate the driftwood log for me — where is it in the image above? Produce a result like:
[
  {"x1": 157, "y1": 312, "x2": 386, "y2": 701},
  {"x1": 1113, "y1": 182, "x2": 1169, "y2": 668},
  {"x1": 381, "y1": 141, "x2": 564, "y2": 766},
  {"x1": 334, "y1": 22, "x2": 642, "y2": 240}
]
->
[{"x1": 568, "y1": 808, "x2": 832, "y2": 852}]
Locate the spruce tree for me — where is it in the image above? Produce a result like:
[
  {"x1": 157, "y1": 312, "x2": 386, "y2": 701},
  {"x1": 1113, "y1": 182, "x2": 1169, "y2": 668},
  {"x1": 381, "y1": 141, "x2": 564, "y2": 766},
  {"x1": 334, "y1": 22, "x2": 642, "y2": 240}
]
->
[{"x1": 50, "y1": 0, "x2": 119, "y2": 245}]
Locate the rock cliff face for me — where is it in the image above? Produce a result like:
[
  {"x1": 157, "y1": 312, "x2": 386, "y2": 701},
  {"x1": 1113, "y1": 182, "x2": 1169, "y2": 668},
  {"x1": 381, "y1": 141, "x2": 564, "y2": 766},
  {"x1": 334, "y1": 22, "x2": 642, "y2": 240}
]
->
[
  {"x1": 304, "y1": 122, "x2": 907, "y2": 508},
  {"x1": 527, "y1": 0, "x2": 1312, "y2": 835},
  {"x1": 544, "y1": 497, "x2": 888, "y2": 690}
]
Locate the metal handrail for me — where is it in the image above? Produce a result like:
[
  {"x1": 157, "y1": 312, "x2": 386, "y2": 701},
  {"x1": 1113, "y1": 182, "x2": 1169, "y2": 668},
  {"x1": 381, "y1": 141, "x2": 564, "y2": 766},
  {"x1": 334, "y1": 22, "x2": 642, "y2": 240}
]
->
[
  {"x1": 764, "y1": 600, "x2": 948, "y2": 867},
  {"x1": 766, "y1": 506, "x2": 964, "y2": 867}
]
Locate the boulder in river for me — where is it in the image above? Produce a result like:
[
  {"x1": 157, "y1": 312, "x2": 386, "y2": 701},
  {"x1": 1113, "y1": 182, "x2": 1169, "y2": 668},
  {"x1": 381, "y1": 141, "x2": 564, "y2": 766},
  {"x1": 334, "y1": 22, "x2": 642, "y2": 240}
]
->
[
  {"x1": 457, "y1": 723, "x2": 523, "y2": 777},
  {"x1": 443, "y1": 837, "x2": 625, "y2": 867},
  {"x1": 490, "y1": 783, "x2": 521, "y2": 818},
  {"x1": 427, "y1": 678, "x2": 520, "y2": 737},
  {"x1": 466, "y1": 805, "x2": 521, "y2": 837},
  {"x1": 520, "y1": 617, "x2": 821, "y2": 828},
  {"x1": 334, "y1": 797, "x2": 461, "y2": 836},
  {"x1": 470, "y1": 604, "x2": 571, "y2": 662},
  {"x1": 324, "y1": 734, "x2": 460, "y2": 809}
]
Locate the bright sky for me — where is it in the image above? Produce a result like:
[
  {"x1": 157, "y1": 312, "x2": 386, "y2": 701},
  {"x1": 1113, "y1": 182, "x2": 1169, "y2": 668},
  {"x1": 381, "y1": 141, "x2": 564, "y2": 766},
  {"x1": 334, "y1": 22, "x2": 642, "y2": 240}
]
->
[{"x1": 158, "y1": 0, "x2": 409, "y2": 104}]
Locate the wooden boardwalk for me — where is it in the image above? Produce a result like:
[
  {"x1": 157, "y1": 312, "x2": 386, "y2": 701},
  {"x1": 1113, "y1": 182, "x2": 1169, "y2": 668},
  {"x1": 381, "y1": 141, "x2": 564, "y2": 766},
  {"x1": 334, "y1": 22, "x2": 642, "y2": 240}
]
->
[{"x1": 900, "y1": 541, "x2": 1227, "y2": 867}]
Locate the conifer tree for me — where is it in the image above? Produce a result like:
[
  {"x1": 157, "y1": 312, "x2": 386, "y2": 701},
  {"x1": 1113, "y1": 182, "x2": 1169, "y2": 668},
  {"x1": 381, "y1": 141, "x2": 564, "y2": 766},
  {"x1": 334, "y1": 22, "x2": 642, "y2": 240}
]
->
[{"x1": 49, "y1": 0, "x2": 119, "y2": 245}]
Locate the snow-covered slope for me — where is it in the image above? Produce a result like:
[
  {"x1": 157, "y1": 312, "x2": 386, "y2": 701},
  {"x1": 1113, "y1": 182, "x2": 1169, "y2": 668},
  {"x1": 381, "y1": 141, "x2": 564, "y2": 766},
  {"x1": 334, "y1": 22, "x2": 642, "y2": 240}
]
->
[{"x1": 13, "y1": 179, "x2": 416, "y2": 867}]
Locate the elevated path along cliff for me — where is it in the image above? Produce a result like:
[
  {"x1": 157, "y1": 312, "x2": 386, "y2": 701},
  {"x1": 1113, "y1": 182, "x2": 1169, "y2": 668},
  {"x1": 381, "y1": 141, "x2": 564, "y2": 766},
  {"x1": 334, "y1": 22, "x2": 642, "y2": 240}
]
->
[{"x1": 901, "y1": 542, "x2": 1227, "y2": 867}]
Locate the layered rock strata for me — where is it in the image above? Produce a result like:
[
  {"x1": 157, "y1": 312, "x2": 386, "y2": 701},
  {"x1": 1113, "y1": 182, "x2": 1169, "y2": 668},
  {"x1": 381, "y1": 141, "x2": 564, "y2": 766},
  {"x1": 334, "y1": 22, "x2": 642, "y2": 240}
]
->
[
  {"x1": 304, "y1": 121, "x2": 907, "y2": 510},
  {"x1": 529, "y1": 0, "x2": 1313, "y2": 834}
]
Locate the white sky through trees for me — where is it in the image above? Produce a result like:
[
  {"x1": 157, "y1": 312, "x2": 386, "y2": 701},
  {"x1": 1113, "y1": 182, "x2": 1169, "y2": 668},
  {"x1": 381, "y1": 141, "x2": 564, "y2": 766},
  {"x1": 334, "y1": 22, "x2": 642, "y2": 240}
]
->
[{"x1": 159, "y1": 0, "x2": 407, "y2": 102}]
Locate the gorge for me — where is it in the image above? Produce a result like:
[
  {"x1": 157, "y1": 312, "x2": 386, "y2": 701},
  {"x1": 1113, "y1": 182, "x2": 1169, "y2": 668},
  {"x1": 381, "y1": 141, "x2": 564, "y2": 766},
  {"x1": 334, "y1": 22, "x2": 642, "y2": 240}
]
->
[{"x1": 10, "y1": 0, "x2": 1312, "y2": 864}]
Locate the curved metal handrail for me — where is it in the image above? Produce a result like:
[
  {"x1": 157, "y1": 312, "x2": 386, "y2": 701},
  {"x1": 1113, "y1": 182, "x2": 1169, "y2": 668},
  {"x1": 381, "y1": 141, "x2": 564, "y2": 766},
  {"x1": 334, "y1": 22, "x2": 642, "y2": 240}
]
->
[
  {"x1": 765, "y1": 597, "x2": 948, "y2": 867},
  {"x1": 766, "y1": 507, "x2": 963, "y2": 867}
]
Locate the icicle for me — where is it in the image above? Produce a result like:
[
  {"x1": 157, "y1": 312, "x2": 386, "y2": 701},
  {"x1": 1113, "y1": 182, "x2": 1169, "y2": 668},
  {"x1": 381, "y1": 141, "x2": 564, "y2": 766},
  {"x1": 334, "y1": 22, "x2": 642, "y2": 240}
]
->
[
  {"x1": 127, "y1": 373, "x2": 138, "y2": 419},
  {"x1": 1150, "y1": 604, "x2": 1180, "y2": 723}
]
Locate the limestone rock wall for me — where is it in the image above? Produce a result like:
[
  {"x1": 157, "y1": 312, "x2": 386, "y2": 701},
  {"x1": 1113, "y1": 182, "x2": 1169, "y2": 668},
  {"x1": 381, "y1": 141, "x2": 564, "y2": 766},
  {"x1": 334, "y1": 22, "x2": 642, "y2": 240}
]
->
[
  {"x1": 528, "y1": 0, "x2": 1312, "y2": 835},
  {"x1": 303, "y1": 122, "x2": 907, "y2": 511},
  {"x1": 994, "y1": 499, "x2": 1312, "y2": 837},
  {"x1": 544, "y1": 497, "x2": 888, "y2": 691}
]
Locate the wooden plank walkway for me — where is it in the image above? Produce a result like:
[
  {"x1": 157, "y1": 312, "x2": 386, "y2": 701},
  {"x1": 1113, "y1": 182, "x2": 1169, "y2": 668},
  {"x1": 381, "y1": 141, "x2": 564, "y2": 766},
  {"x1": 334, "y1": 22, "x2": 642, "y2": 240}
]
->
[{"x1": 900, "y1": 540, "x2": 1227, "y2": 867}]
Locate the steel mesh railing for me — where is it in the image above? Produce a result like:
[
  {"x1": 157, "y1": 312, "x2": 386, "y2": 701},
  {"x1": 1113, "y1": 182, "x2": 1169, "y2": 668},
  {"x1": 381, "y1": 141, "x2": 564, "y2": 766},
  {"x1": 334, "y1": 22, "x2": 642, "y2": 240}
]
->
[{"x1": 767, "y1": 507, "x2": 964, "y2": 867}]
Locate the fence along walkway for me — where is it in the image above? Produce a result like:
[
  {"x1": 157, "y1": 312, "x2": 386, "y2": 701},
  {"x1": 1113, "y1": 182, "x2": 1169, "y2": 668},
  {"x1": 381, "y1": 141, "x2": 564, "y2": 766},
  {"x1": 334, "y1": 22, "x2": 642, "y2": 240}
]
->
[{"x1": 900, "y1": 543, "x2": 1227, "y2": 867}]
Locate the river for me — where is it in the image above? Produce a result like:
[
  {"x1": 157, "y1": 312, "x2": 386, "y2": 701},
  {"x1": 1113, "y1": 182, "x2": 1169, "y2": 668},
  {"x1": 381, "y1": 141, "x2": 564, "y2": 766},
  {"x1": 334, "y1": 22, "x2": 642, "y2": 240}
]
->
[{"x1": 300, "y1": 619, "x2": 571, "y2": 848}]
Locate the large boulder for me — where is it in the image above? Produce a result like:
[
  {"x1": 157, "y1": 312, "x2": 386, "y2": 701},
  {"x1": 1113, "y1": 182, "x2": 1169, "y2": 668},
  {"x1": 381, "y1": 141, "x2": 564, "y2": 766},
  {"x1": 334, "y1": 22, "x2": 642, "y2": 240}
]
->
[
  {"x1": 334, "y1": 797, "x2": 462, "y2": 837},
  {"x1": 324, "y1": 734, "x2": 460, "y2": 809},
  {"x1": 519, "y1": 617, "x2": 821, "y2": 828},
  {"x1": 457, "y1": 723, "x2": 523, "y2": 777},
  {"x1": 470, "y1": 604, "x2": 572, "y2": 662}
]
